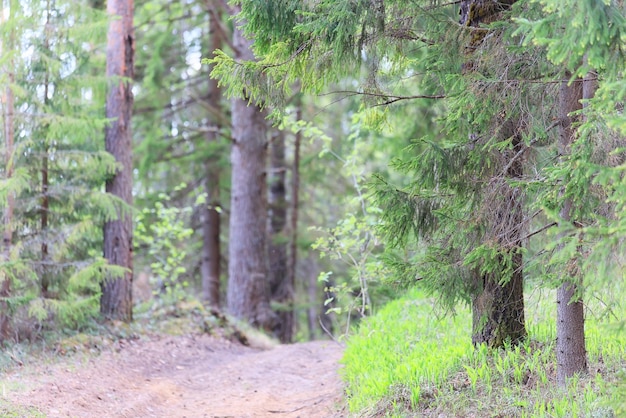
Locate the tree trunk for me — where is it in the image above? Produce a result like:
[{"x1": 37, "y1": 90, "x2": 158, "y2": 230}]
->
[
  {"x1": 268, "y1": 128, "x2": 294, "y2": 342},
  {"x1": 287, "y1": 105, "x2": 302, "y2": 340},
  {"x1": 556, "y1": 73, "x2": 587, "y2": 385},
  {"x1": 0, "y1": 5, "x2": 15, "y2": 342},
  {"x1": 472, "y1": 253, "x2": 525, "y2": 346},
  {"x1": 101, "y1": 0, "x2": 134, "y2": 322},
  {"x1": 201, "y1": 167, "x2": 221, "y2": 308},
  {"x1": 461, "y1": 0, "x2": 526, "y2": 347},
  {"x1": 201, "y1": 8, "x2": 223, "y2": 309},
  {"x1": 41, "y1": 24, "x2": 50, "y2": 297},
  {"x1": 472, "y1": 129, "x2": 526, "y2": 347},
  {"x1": 226, "y1": 10, "x2": 273, "y2": 329},
  {"x1": 304, "y1": 256, "x2": 319, "y2": 340}
]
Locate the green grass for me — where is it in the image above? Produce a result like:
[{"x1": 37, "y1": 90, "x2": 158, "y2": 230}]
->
[
  {"x1": 0, "y1": 403, "x2": 45, "y2": 417},
  {"x1": 342, "y1": 286, "x2": 626, "y2": 417}
]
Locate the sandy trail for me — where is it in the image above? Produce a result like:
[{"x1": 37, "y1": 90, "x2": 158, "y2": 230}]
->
[{"x1": 1, "y1": 334, "x2": 345, "y2": 417}]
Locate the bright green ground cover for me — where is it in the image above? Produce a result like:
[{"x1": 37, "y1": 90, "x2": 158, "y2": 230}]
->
[{"x1": 342, "y1": 287, "x2": 626, "y2": 417}]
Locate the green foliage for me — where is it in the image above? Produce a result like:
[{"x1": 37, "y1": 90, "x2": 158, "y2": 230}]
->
[
  {"x1": 133, "y1": 0, "x2": 230, "y2": 297},
  {"x1": 135, "y1": 191, "x2": 194, "y2": 305},
  {"x1": 300, "y1": 108, "x2": 406, "y2": 335},
  {"x1": 343, "y1": 286, "x2": 626, "y2": 417},
  {"x1": 0, "y1": 0, "x2": 116, "y2": 336}
]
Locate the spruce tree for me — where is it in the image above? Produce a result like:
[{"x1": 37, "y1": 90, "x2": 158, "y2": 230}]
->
[
  {"x1": 517, "y1": 0, "x2": 626, "y2": 385},
  {"x1": 0, "y1": 0, "x2": 122, "y2": 339},
  {"x1": 212, "y1": 0, "x2": 533, "y2": 346}
]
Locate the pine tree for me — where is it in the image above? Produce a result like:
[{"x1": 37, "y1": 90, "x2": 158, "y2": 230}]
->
[{"x1": 100, "y1": 0, "x2": 135, "y2": 321}]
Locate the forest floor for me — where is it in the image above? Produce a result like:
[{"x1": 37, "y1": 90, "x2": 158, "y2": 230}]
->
[{"x1": 0, "y1": 331, "x2": 346, "y2": 418}]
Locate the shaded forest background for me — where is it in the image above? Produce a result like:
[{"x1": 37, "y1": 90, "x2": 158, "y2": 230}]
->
[{"x1": 0, "y1": 0, "x2": 400, "y2": 345}]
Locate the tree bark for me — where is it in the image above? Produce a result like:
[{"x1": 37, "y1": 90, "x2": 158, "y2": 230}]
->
[
  {"x1": 461, "y1": 0, "x2": 526, "y2": 347},
  {"x1": 287, "y1": 105, "x2": 302, "y2": 339},
  {"x1": 472, "y1": 129, "x2": 526, "y2": 347},
  {"x1": 0, "y1": 5, "x2": 15, "y2": 342},
  {"x1": 556, "y1": 73, "x2": 587, "y2": 385},
  {"x1": 101, "y1": 0, "x2": 134, "y2": 322},
  {"x1": 201, "y1": 8, "x2": 223, "y2": 309},
  {"x1": 472, "y1": 255, "x2": 525, "y2": 346},
  {"x1": 268, "y1": 128, "x2": 293, "y2": 342},
  {"x1": 304, "y1": 256, "x2": 319, "y2": 340},
  {"x1": 226, "y1": 10, "x2": 274, "y2": 329}
]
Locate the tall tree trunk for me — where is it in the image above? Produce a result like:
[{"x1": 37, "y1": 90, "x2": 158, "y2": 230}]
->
[
  {"x1": 101, "y1": 0, "x2": 134, "y2": 321},
  {"x1": 226, "y1": 9, "x2": 273, "y2": 329},
  {"x1": 201, "y1": 7, "x2": 223, "y2": 309},
  {"x1": 41, "y1": 143, "x2": 50, "y2": 296},
  {"x1": 0, "y1": 5, "x2": 15, "y2": 342},
  {"x1": 286, "y1": 105, "x2": 302, "y2": 340},
  {"x1": 41, "y1": 11, "x2": 50, "y2": 297},
  {"x1": 269, "y1": 128, "x2": 293, "y2": 342},
  {"x1": 201, "y1": 168, "x2": 221, "y2": 307},
  {"x1": 461, "y1": 0, "x2": 526, "y2": 347},
  {"x1": 556, "y1": 73, "x2": 587, "y2": 385}
]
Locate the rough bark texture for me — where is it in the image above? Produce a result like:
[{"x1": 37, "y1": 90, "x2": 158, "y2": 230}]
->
[
  {"x1": 461, "y1": 0, "x2": 526, "y2": 347},
  {"x1": 200, "y1": 8, "x2": 223, "y2": 308},
  {"x1": 556, "y1": 73, "x2": 587, "y2": 385},
  {"x1": 472, "y1": 130, "x2": 526, "y2": 347},
  {"x1": 472, "y1": 255, "x2": 526, "y2": 347},
  {"x1": 268, "y1": 129, "x2": 294, "y2": 342},
  {"x1": 101, "y1": 0, "x2": 134, "y2": 322},
  {"x1": 460, "y1": 0, "x2": 517, "y2": 27},
  {"x1": 0, "y1": 10, "x2": 14, "y2": 341},
  {"x1": 226, "y1": 12, "x2": 273, "y2": 329}
]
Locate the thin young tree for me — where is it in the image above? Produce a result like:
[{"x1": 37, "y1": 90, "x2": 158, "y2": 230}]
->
[
  {"x1": 517, "y1": 0, "x2": 626, "y2": 385},
  {"x1": 200, "y1": 4, "x2": 224, "y2": 308},
  {"x1": 268, "y1": 128, "x2": 292, "y2": 342},
  {"x1": 0, "y1": 3, "x2": 15, "y2": 342},
  {"x1": 555, "y1": 73, "x2": 587, "y2": 384},
  {"x1": 101, "y1": 0, "x2": 135, "y2": 321}
]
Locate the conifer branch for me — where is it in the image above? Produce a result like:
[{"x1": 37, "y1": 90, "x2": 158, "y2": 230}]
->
[
  {"x1": 323, "y1": 90, "x2": 445, "y2": 106},
  {"x1": 259, "y1": 39, "x2": 313, "y2": 70},
  {"x1": 522, "y1": 222, "x2": 558, "y2": 241}
]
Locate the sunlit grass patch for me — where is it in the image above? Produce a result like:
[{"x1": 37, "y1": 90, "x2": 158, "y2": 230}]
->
[
  {"x1": 343, "y1": 286, "x2": 626, "y2": 417},
  {"x1": 342, "y1": 287, "x2": 472, "y2": 413}
]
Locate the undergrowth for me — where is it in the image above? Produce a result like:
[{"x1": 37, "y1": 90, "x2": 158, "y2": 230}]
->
[
  {"x1": 0, "y1": 298, "x2": 258, "y2": 374},
  {"x1": 342, "y1": 287, "x2": 626, "y2": 417}
]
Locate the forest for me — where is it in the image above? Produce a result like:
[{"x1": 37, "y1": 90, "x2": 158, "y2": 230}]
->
[{"x1": 1, "y1": 0, "x2": 626, "y2": 416}]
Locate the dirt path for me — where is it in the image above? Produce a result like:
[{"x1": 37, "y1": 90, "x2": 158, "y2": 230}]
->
[{"x1": 0, "y1": 334, "x2": 345, "y2": 417}]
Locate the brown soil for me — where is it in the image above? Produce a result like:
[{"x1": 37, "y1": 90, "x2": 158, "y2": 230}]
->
[{"x1": 1, "y1": 334, "x2": 345, "y2": 417}]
